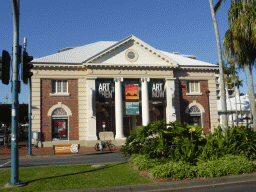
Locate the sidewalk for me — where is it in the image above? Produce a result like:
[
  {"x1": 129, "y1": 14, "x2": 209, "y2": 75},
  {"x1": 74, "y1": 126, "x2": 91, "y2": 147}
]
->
[{"x1": 0, "y1": 145, "x2": 123, "y2": 160}]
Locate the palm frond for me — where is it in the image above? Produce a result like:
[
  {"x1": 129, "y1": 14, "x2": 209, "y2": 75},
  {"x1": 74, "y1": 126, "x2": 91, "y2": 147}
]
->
[{"x1": 214, "y1": 0, "x2": 224, "y2": 13}]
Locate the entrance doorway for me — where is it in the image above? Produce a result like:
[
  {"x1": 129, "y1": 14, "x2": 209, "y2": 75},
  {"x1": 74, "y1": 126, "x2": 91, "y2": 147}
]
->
[{"x1": 96, "y1": 103, "x2": 115, "y2": 140}]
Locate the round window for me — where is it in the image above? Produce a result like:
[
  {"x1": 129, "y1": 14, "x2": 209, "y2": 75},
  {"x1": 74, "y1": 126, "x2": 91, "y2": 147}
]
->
[
  {"x1": 125, "y1": 49, "x2": 138, "y2": 62},
  {"x1": 127, "y1": 51, "x2": 135, "y2": 59}
]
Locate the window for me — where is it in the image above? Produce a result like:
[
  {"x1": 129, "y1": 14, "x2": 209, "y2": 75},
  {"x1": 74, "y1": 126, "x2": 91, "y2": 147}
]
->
[
  {"x1": 52, "y1": 80, "x2": 68, "y2": 94},
  {"x1": 52, "y1": 108, "x2": 68, "y2": 141},
  {"x1": 188, "y1": 81, "x2": 200, "y2": 93},
  {"x1": 189, "y1": 106, "x2": 201, "y2": 126}
]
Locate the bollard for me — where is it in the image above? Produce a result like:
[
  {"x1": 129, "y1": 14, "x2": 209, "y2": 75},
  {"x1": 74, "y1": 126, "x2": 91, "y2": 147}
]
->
[{"x1": 99, "y1": 140, "x2": 103, "y2": 152}]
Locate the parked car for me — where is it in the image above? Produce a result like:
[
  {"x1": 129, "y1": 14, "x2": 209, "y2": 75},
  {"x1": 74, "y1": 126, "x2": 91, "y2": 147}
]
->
[{"x1": 248, "y1": 124, "x2": 253, "y2": 129}]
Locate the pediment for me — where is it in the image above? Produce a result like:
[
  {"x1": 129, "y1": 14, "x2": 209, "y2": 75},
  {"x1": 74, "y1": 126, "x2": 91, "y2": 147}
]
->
[{"x1": 88, "y1": 35, "x2": 178, "y2": 67}]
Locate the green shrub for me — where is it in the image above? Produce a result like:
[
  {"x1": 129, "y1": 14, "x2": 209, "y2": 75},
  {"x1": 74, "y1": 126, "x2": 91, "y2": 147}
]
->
[
  {"x1": 199, "y1": 125, "x2": 256, "y2": 162},
  {"x1": 121, "y1": 120, "x2": 256, "y2": 167},
  {"x1": 150, "y1": 161, "x2": 197, "y2": 179},
  {"x1": 197, "y1": 154, "x2": 255, "y2": 178},
  {"x1": 121, "y1": 120, "x2": 206, "y2": 165},
  {"x1": 129, "y1": 154, "x2": 169, "y2": 170}
]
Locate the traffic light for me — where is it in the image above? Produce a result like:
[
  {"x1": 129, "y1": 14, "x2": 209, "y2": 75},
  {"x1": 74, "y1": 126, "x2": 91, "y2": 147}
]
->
[
  {"x1": 21, "y1": 51, "x2": 33, "y2": 84},
  {"x1": 0, "y1": 50, "x2": 11, "y2": 85},
  {"x1": 23, "y1": 116, "x2": 28, "y2": 123}
]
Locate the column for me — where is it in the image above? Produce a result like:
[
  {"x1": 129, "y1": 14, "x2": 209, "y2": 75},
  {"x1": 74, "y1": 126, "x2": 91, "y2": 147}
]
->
[
  {"x1": 166, "y1": 78, "x2": 176, "y2": 124},
  {"x1": 86, "y1": 77, "x2": 98, "y2": 140},
  {"x1": 114, "y1": 77, "x2": 125, "y2": 139},
  {"x1": 141, "y1": 77, "x2": 150, "y2": 126}
]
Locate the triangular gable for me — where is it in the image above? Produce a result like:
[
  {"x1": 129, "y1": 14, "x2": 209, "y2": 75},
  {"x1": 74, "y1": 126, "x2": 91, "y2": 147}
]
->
[{"x1": 85, "y1": 35, "x2": 178, "y2": 67}]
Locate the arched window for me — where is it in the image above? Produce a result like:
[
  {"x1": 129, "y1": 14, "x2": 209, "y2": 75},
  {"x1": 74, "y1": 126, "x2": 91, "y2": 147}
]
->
[
  {"x1": 52, "y1": 108, "x2": 68, "y2": 141},
  {"x1": 189, "y1": 106, "x2": 200, "y2": 114},
  {"x1": 52, "y1": 108, "x2": 67, "y2": 116},
  {"x1": 189, "y1": 106, "x2": 202, "y2": 127}
]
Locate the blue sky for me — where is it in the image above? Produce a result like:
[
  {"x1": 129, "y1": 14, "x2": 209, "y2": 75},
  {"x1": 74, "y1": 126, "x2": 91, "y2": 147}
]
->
[{"x1": 0, "y1": 0, "x2": 255, "y2": 103}]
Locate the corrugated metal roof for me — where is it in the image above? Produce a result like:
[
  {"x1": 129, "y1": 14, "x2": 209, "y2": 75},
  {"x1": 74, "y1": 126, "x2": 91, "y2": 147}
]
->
[
  {"x1": 32, "y1": 41, "x2": 117, "y2": 63},
  {"x1": 160, "y1": 51, "x2": 217, "y2": 67},
  {"x1": 32, "y1": 37, "x2": 218, "y2": 68}
]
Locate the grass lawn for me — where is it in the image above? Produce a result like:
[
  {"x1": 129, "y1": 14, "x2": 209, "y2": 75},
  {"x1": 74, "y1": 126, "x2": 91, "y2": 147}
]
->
[{"x1": 0, "y1": 162, "x2": 153, "y2": 191}]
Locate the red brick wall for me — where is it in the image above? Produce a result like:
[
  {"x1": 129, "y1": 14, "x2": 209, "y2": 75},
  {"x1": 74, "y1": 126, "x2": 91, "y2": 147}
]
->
[
  {"x1": 179, "y1": 80, "x2": 210, "y2": 134},
  {"x1": 40, "y1": 79, "x2": 79, "y2": 141}
]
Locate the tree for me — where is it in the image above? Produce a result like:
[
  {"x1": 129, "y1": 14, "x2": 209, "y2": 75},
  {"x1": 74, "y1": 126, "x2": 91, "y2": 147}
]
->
[
  {"x1": 224, "y1": 1, "x2": 256, "y2": 131},
  {"x1": 209, "y1": 0, "x2": 228, "y2": 128}
]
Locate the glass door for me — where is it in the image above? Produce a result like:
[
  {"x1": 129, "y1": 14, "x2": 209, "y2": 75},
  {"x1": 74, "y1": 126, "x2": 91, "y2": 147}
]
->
[{"x1": 52, "y1": 119, "x2": 68, "y2": 140}]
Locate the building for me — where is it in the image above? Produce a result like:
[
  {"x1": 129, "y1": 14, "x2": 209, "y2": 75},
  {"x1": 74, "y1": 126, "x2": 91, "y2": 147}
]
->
[
  {"x1": 217, "y1": 94, "x2": 254, "y2": 126},
  {"x1": 215, "y1": 74, "x2": 237, "y2": 100},
  {"x1": 30, "y1": 35, "x2": 219, "y2": 147}
]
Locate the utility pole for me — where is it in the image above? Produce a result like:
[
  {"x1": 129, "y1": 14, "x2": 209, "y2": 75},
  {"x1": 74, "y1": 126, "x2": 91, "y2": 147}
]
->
[
  {"x1": 23, "y1": 37, "x2": 33, "y2": 156},
  {"x1": 6, "y1": 0, "x2": 24, "y2": 187}
]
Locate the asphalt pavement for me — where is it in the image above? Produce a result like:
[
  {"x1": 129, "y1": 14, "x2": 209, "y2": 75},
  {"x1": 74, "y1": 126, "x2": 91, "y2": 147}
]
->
[{"x1": 0, "y1": 152, "x2": 128, "y2": 169}]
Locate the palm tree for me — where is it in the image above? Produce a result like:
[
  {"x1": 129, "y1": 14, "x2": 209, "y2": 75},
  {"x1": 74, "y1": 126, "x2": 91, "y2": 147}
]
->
[
  {"x1": 223, "y1": 1, "x2": 256, "y2": 131},
  {"x1": 209, "y1": 0, "x2": 228, "y2": 128}
]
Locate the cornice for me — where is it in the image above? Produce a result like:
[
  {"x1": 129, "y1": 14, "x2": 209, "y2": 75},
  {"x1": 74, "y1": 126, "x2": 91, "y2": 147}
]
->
[
  {"x1": 86, "y1": 63, "x2": 177, "y2": 69},
  {"x1": 179, "y1": 66, "x2": 218, "y2": 71}
]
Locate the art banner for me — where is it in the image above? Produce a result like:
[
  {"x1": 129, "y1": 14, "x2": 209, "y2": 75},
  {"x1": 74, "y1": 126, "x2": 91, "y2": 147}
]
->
[
  {"x1": 96, "y1": 80, "x2": 114, "y2": 104},
  {"x1": 125, "y1": 84, "x2": 139, "y2": 100},
  {"x1": 149, "y1": 80, "x2": 165, "y2": 103},
  {"x1": 126, "y1": 102, "x2": 139, "y2": 115}
]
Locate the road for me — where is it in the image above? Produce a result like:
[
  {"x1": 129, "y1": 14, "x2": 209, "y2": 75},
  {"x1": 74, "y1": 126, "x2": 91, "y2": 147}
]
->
[
  {"x1": 0, "y1": 152, "x2": 129, "y2": 169},
  {"x1": 179, "y1": 181, "x2": 256, "y2": 192}
]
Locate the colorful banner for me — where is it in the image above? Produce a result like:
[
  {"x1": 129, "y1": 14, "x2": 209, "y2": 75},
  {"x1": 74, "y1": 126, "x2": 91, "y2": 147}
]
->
[
  {"x1": 96, "y1": 80, "x2": 114, "y2": 104},
  {"x1": 126, "y1": 102, "x2": 139, "y2": 115},
  {"x1": 149, "y1": 80, "x2": 165, "y2": 102},
  {"x1": 54, "y1": 144, "x2": 79, "y2": 154},
  {"x1": 125, "y1": 84, "x2": 139, "y2": 100}
]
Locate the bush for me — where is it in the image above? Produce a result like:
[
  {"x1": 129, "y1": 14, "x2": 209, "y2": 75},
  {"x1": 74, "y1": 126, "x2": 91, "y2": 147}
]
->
[
  {"x1": 129, "y1": 154, "x2": 169, "y2": 170},
  {"x1": 150, "y1": 161, "x2": 197, "y2": 179},
  {"x1": 121, "y1": 120, "x2": 206, "y2": 164},
  {"x1": 199, "y1": 125, "x2": 256, "y2": 162},
  {"x1": 197, "y1": 154, "x2": 255, "y2": 178},
  {"x1": 147, "y1": 154, "x2": 255, "y2": 179}
]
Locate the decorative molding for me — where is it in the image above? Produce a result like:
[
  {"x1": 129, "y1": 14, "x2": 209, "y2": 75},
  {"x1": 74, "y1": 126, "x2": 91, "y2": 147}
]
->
[
  {"x1": 125, "y1": 49, "x2": 139, "y2": 63},
  {"x1": 180, "y1": 66, "x2": 219, "y2": 71},
  {"x1": 140, "y1": 77, "x2": 150, "y2": 82},
  {"x1": 165, "y1": 77, "x2": 176, "y2": 81},
  {"x1": 114, "y1": 77, "x2": 124, "y2": 82},
  {"x1": 86, "y1": 76, "x2": 97, "y2": 80},
  {"x1": 50, "y1": 93, "x2": 71, "y2": 97},
  {"x1": 186, "y1": 92, "x2": 203, "y2": 96},
  {"x1": 185, "y1": 101, "x2": 205, "y2": 114},
  {"x1": 86, "y1": 35, "x2": 178, "y2": 66},
  {"x1": 86, "y1": 63, "x2": 176, "y2": 69},
  {"x1": 47, "y1": 102, "x2": 72, "y2": 116}
]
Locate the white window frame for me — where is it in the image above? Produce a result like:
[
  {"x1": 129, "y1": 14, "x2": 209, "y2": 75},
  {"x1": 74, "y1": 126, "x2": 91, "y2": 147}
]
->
[
  {"x1": 186, "y1": 81, "x2": 202, "y2": 96},
  {"x1": 50, "y1": 80, "x2": 70, "y2": 96}
]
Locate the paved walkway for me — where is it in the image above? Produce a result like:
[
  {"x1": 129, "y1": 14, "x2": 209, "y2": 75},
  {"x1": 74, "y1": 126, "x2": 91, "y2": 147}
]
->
[{"x1": 0, "y1": 145, "x2": 122, "y2": 160}]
